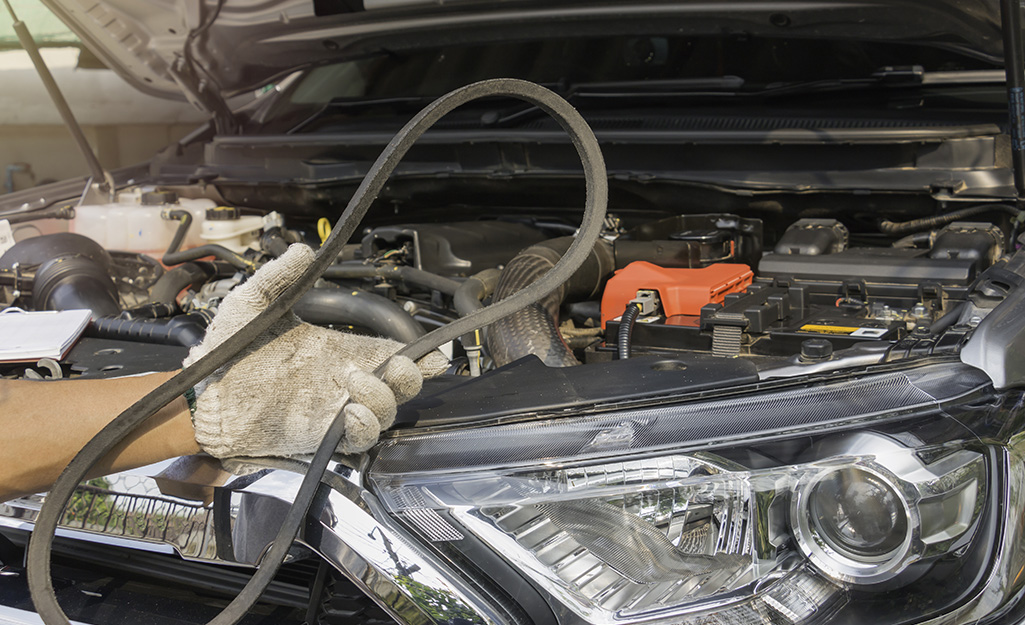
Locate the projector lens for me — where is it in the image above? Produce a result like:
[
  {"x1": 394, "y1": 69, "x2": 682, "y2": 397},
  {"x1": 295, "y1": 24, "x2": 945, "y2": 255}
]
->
[{"x1": 808, "y1": 467, "x2": 909, "y2": 559}]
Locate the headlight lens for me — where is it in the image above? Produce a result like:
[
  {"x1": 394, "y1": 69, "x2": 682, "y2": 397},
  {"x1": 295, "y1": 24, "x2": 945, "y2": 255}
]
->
[
  {"x1": 372, "y1": 435, "x2": 985, "y2": 623},
  {"x1": 789, "y1": 434, "x2": 985, "y2": 587},
  {"x1": 369, "y1": 365, "x2": 1005, "y2": 625},
  {"x1": 806, "y1": 467, "x2": 908, "y2": 558}
]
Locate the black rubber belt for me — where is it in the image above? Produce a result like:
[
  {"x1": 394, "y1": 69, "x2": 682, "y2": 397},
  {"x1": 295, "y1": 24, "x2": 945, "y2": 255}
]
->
[{"x1": 27, "y1": 78, "x2": 608, "y2": 625}]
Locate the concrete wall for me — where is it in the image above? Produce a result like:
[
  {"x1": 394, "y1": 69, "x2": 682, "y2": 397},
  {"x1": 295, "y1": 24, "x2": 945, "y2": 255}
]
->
[
  {"x1": 0, "y1": 123, "x2": 200, "y2": 188},
  {"x1": 0, "y1": 48, "x2": 208, "y2": 191}
]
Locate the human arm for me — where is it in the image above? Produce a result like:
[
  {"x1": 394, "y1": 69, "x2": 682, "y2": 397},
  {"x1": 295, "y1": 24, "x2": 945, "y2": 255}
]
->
[
  {"x1": 0, "y1": 371, "x2": 199, "y2": 502},
  {"x1": 0, "y1": 244, "x2": 447, "y2": 502}
]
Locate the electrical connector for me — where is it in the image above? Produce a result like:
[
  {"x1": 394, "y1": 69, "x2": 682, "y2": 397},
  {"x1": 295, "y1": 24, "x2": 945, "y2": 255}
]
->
[{"x1": 630, "y1": 289, "x2": 661, "y2": 316}]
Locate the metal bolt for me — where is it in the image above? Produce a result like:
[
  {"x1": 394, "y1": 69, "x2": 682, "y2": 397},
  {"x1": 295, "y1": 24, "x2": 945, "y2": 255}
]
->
[
  {"x1": 968, "y1": 315, "x2": 983, "y2": 327},
  {"x1": 402, "y1": 300, "x2": 418, "y2": 314}
]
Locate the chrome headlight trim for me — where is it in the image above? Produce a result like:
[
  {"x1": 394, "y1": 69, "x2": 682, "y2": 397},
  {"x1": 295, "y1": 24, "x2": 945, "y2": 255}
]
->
[{"x1": 1, "y1": 457, "x2": 512, "y2": 625}]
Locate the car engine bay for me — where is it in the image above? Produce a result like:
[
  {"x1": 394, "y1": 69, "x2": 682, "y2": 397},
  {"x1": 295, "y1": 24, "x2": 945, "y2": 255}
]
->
[
  {"x1": 1, "y1": 54, "x2": 1024, "y2": 625},
  {"x1": 10, "y1": 0, "x2": 1025, "y2": 622},
  {"x1": 0, "y1": 185, "x2": 1017, "y2": 391}
]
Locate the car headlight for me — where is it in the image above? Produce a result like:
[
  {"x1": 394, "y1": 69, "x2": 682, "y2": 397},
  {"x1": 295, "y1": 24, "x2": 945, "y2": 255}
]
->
[
  {"x1": 367, "y1": 365, "x2": 1008, "y2": 625},
  {"x1": 789, "y1": 433, "x2": 983, "y2": 586}
]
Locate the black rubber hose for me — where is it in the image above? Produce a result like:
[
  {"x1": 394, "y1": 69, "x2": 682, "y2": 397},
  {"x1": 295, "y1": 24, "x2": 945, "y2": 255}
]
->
[
  {"x1": 617, "y1": 303, "x2": 642, "y2": 360},
  {"x1": 927, "y1": 301, "x2": 967, "y2": 335},
  {"x1": 149, "y1": 262, "x2": 216, "y2": 306},
  {"x1": 294, "y1": 289, "x2": 425, "y2": 343},
  {"x1": 487, "y1": 238, "x2": 614, "y2": 367},
  {"x1": 28, "y1": 78, "x2": 608, "y2": 625},
  {"x1": 322, "y1": 262, "x2": 461, "y2": 295},
  {"x1": 163, "y1": 209, "x2": 193, "y2": 256},
  {"x1": 0, "y1": 204, "x2": 74, "y2": 224},
  {"x1": 160, "y1": 210, "x2": 255, "y2": 271},
  {"x1": 162, "y1": 244, "x2": 255, "y2": 271},
  {"x1": 119, "y1": 302, "x2": 178, "y2": 320},
  {"x1": 453, "y1": 268, "x2": 501, "y2": 317},
  {"x1": 878, "y1": 204, "x2": 1023, "y2": 235},
  {"x1": 88, "y1": 313, "x2": 209, "y2": 348}
]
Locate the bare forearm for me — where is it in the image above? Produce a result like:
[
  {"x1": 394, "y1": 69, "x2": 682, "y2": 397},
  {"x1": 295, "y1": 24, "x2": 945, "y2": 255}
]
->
[{"x1": 0, "y1": 371, "x2": 200, "y2": 501}]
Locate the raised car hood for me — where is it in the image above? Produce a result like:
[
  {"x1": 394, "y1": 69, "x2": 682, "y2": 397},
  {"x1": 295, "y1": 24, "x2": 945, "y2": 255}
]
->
[{"x1": 42, "y1": 0, "x2": 1007, "y2": 103}]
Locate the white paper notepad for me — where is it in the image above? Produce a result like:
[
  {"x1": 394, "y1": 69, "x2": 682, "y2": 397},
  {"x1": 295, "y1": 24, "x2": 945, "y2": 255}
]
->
[{"x1": 0, "y1": 308, "x2": 92, "y2": 362}]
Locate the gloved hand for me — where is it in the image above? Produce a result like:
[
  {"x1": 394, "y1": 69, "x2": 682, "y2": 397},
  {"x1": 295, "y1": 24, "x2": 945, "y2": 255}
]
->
[{"x1": 183, "y1": 244, "x2": 448, "y2": 463}]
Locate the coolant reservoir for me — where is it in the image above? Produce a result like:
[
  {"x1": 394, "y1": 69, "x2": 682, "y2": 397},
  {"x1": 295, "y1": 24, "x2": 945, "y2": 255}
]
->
[
  {"x1": 71, "y1": 189, "x2": 215, "y2": 255},
  {"x1": 200, "y1": 206, "x2": 266, "y2": 253}
]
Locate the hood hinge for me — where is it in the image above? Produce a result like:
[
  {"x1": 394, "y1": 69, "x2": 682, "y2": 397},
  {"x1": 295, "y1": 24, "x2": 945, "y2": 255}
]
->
[{"x1": 169, "y1": 54, "x2": 239, "y2": 136}]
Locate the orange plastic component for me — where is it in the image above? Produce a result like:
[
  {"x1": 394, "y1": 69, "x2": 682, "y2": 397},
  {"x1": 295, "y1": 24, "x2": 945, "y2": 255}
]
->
[{"x1": 601, "y1": 261, "x2": 754, "y2": 327}]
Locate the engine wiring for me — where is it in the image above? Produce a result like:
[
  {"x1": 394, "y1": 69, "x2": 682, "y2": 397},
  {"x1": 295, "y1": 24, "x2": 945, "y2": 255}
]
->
[
  {"x1": 26, "y1": 78, "x2": 609, "y2": 625},
  {"x1": 183, "y1": 0, "x2": 229, "y2": 93}
]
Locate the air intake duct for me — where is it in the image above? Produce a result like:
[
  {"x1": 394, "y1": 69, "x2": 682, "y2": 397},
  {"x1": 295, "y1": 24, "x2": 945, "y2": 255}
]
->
[
  {"x1": 487, "y1": 238, "x2": 614, "y2": 367},
  {"x1": 0, "y1": 232, "x2": 119, "y2": 317}
]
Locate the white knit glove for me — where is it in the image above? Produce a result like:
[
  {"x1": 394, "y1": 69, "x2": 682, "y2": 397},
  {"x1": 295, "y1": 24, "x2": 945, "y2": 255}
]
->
[{"x1": 182, "y1": 244, "x2": 448, "y2": 463}]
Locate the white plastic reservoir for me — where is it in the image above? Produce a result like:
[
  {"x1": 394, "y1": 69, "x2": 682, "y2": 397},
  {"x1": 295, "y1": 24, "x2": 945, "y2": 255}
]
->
[
  {"x1": 71, "y1": 189, "x2": 216, "y2": 256},
  {"x1": 200, "y1": 210, "x2": 265, "y2": 253}
]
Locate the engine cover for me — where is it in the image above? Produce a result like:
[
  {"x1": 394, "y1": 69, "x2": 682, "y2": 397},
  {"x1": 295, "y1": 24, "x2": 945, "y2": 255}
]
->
[{"x1": 600, "y1": 261, "x2": 754, "y2": 328}]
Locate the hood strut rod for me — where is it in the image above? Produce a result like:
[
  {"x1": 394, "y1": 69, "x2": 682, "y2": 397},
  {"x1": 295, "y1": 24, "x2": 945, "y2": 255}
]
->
[
  {"x1": 2, "y1": 0, "x2": 112, "y2": 202},
  {"x1": 1002, "y1": 0, "x2": 1025, "y2": 208}
]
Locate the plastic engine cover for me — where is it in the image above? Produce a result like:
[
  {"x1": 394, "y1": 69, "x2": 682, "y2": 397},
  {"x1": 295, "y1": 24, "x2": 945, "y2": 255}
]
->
[{"x1": 601, "y1": 261, "x2": 753, "y2": 327}]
